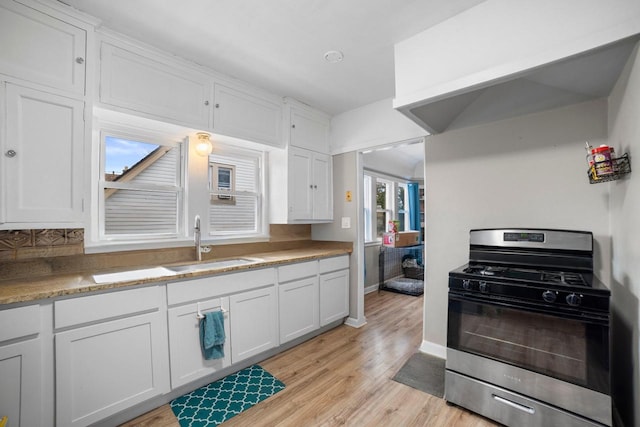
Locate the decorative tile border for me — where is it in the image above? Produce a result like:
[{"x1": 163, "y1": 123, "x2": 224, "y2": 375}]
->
[{"x1": 0, "y1": 229, "x2": 84, "y2": 259}]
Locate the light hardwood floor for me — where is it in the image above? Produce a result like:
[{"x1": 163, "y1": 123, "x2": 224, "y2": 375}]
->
[{"x1": 121, "y1": 291, "x2": 499, "y2": 426}]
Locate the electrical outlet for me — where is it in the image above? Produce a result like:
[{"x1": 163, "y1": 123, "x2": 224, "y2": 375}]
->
[{"x1": 341, "y1": 217, "x2": 351, "y2": 228}]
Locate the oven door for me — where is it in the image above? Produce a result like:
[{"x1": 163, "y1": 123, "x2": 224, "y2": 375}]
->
[{"x1": 447, "y1": 292, "x2": 610, "y2": 395}]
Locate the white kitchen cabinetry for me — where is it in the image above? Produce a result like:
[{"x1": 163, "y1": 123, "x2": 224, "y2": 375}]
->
[
  {"x1": 0, "y1": 0, "x2": 87, "y2": 95},
  {"x1": 167, "y1": 274, "x2": 232, "y2": 389},
  {"x1": 230, "y1": 286, "x2": 278, "y2": 364},
  {"x1": 54, "y1": 286, "x2": 169, "y2": 427},
  {"x1": 319, "y1": 256, "x2": 350, "y2": 326},
  {"x1": 0, "y1": 305, "x2": 43, "y2": 427},
  {"x1": 99, "y1": 41, "x2": 212, "y2": 128},
  {"x1": 213, "y1": 82, "x2": 282, "y2": 147},
  {"x1": 277, "y1": 261, "x2": 319, "y2": 344},
  {"x1": 1, "y1": 82, "x2": 84, "y2": 227},
  {"x1": 270, "y1": 146, "x2": 333, "y2": 223},
  {"x1": 283, "y1": 97, "x2": 330, "y2": 153}
]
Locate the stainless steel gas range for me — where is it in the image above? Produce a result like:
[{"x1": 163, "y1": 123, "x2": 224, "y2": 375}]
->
[{"x1": 445, "y1": 229, "x2": 611, "y2": 427}]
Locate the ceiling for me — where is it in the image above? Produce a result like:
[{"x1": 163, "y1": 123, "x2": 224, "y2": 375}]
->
[{"x1": 59, "y1": 0, "x2": 486, "y2": 116}]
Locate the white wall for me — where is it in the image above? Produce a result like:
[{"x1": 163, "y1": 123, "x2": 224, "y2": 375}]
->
[
  {"x1": 312, "y1": 151, "x2": 365, "y2": 326},
  {"x1": 394, "y1": 0, "x2": 640, "y2": 108},
  {"x1": 423, "y1": 99, "x2": 610, "y2": 351},
  {"x1": 330, "y1": 98, "x2": 426, "y2": 155},
  {"x1": 608, "y1": 44, "x2": 640, "y2": 427}
]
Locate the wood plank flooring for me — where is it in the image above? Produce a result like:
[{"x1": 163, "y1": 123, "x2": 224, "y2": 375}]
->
[{"x1": 121, "y1": 291, "x2": 499, "y2": 427}]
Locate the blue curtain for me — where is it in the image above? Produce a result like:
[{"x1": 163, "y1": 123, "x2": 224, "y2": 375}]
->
[{"x1": 408, "y1": 182, "x2": 421, "y2": 241}]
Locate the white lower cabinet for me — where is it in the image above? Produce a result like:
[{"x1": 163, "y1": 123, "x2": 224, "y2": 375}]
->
[
  {"x1": 0, "y1": 305, "x2": 42, "y2": 427},
  {"x1": 54, "y1": 286, "x2": 169, "y2": 427},
  {"x1": 229, "y1": 286, "x2": 278, "y2": 364},
  {"x1": 319, "y1": 256, "x2": 350, "y2": 326},
  {"x1": 167, "y1": 297, "x2": 231, "y2": 389},
  {"x1": 277, "y1": 261, "x2": 319, "y2": 344}
]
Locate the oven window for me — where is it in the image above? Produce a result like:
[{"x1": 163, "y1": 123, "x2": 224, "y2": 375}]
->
[{"x1": 448, "y1": 297, "x2": 609, "y2": 394}]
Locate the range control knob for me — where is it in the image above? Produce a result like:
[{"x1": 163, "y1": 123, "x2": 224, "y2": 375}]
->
[
  {"x1": 542, "y1": 290, "x2": 557, "y2": 303},
  {"x1": 462, "y1": 279, "x2": 472, "y2": 290},
  {"x1": 479, "y1": 281, "x2": 489, "y2": 293},
  {"x1": 566, "y1": 293, "x2": 582, "y2": 307}
]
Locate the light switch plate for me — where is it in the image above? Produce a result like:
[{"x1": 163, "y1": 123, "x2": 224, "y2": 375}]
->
[{"x1": 341, "y1": 217, "x2": 351, "y2": 228}]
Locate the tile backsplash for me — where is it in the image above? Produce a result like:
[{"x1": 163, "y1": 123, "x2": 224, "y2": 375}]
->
[{"x1": 0, "y1": 229, "x2": 84, "y2": 260}]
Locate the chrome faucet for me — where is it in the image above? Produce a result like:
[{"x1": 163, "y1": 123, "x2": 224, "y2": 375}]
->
[{"x1": 194, "y1": 215, "x2": 211, "y2": 261}]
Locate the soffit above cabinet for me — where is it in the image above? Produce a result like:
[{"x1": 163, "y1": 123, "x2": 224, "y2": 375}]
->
[{"x1": 394, "y1": 37, "x2": 640, "y2": 134}]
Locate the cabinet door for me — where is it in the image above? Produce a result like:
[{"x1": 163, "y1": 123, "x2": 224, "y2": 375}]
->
[
  {"x1": 289, "y1": 148, "x2": 314, "y2": 221},
  {"x1": 0, "y1": 0, "x2": 86, "y2": 94},
  {"x1": 312, "y1": 152, "x2": 333, "y2": 220},
  {"x1": 0, "y1": 339, "x2": 41, "y2": 427},
  {"x1": 55, "y1": 312, "x2": 170, "y2": 427},
  {"x1": 100, "y1": 43, "x2": 211, "y2": 128},
  {"x1": 289, "y1": 106, "x2": 330, "y2": 153},
  {"x1": 168, "y1": 298, "x2": 231, "y2": 389},
  {"x1": 229, "y1": 286, "x2": 277, "y2": 364},
  {"x1": 213, "y1": 83, "x2": 282, "y2": 147},
  {"x1": 3, "y1": 83, "x2": 84, "y2": 225},
  {"x1": 319, "y1": 269, "x2": 349, "y2": 326},
  {"x1": 278, "y1": 276, "x2": 319, "y2": 344}
]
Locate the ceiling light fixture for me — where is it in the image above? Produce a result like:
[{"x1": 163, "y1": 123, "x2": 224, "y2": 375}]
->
[
  {"x1": 195, "y1": 132, "x2": 213, "y2": 156},
  {"x1": 324, "y1": 50, "x2": 344, "y2": 63}
]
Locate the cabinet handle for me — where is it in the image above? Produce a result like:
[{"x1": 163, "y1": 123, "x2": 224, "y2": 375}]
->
[
  {"x1": 292, "y1": 124, "x2": 296, "y2": 129},
  {"x1": 75, "y1": 57, "x2": 84, "y2": 64},
  {"x1": 314, "y1": 185, "x2": 317, "y2": 189},
  {"x1": 5, "y1": 149, "x2": 16, "y2": 158},
  {"x1": 204, "y1": 100, "x2": 209, "y2": 106},
  {"x1": 215, "y1": 103, "x2": 220, "y2": 108}
]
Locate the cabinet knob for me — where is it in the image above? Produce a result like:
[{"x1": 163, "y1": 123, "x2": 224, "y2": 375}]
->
[
  {"x1": 204, "y1": 100, "x2": 209, "y2": 106},
  {"x1": 309, "y1": 185, "x2": 313, "y2": 189},
  {"x1": 75, "y1": 57, "x2": 84, "y2": 64},
  {"x1": 5, "y1": 149, "x2": 16, "y2": 158},
  {"x1": 215, "y1": 103, "x2": 220, "y2": 108},
  {"x1": 314, "y1": 185, "x2": 317, "y2": 189},
  {"x1": 292, "y1": 124, "x2": 296, "y2": 129}
]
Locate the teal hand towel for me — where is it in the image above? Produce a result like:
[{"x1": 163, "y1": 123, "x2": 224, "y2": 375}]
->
[{"x1": 200, "y1": 310, "x2": 225, "y2": 359}]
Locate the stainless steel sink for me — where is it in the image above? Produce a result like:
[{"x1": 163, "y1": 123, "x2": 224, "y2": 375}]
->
[{"x1": 166, "y1": 257, "x2": 261, "y2": 273}]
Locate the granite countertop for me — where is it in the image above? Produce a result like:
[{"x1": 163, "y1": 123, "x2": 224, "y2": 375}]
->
[{"x1": 0, "y1": 246, "x2": 351, "y2": 306}]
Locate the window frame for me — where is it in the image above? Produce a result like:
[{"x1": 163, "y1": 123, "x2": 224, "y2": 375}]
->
[
  {"x1": 364, "y1": 170, "x2": 410, "y2": 244},
  {"x1": 96, "y1": 126, "x2": 186, "y2": 243},
  {"x1": 207, "y1": 144, "x2": 268, "y2": 241}
]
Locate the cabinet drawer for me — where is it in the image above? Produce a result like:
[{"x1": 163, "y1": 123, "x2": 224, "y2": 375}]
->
[
  {"x1": 319, "y1": 255, "x2": 349, "y2": 274},
  {"x1": 0, "y1": 304, "x2": 40, "y2": 342},
  {"x1": 167, "y1": 268, "x2": 276, "y2": 306},
  {"x1": 277, "y1": 261, "x2": 318, "y2": 283},
  {"x1": 54, "y1": 286, "x2": 162, "y2": 329}
]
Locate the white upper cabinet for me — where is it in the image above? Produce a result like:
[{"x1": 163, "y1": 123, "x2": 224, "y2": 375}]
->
[
  {"x1": 270, "y1": 146, "x2": 333, "y2": 223},
  {"x1": 284, "y1": 97, "x2": 330, "y2": 153},
  {"x1": 2, "y1": 83, "x2": 84, "y2": 226},
  {"x1": 99, "y1": 41, "x2": 212, "y2": 128},
  {"x1": 0, "y1": 0, "x2": 87, "y2": 95},
  {"x1": 213, "y1": 82, "x2": 282, "y2": 147}
]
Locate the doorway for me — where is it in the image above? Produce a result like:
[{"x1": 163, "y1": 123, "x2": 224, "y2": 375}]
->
[{"x1": 358, "y1": 138, "x2": 425, "y2": 301}]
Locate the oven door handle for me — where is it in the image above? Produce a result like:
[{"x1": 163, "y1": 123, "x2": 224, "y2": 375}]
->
[{"x1": 492, "y1": 394, "x2": 535, "y2": 414}]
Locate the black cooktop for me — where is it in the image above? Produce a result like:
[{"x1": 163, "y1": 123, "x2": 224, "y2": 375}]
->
[{"x1": 460, "y1": 264, "x2": 590, "y2": 287}]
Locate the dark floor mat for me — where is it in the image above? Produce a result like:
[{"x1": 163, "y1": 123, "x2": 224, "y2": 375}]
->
[
  {"x1": 381, "y1": 277, "x2": 424, "y2": 296},
  {"x1": 392, "y1": 352, "x2": 445, "y2": 398}
]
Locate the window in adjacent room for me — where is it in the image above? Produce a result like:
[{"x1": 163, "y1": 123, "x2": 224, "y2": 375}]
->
[
  {"x1": 99, "y1": 131, "x2": 184, "y2": 240},
  {"x1": 208, "y1": 145, "x2": 266, "y2": 239},
  {"x1": 364, "y1": 171, "x2": 410, "y2": 243}
]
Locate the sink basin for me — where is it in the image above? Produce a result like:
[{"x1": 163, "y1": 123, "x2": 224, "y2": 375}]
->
[
  {"x1": 93, "y1": 266, "x2": 176, "y2": 284},
  {"x1": 166, "y1": 258, "x2": 261, "y2": 273}
]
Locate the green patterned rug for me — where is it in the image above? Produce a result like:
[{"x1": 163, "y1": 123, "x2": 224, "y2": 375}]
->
[{"x1": 170, "y1": 365, "x2": 285, "y2": 427}]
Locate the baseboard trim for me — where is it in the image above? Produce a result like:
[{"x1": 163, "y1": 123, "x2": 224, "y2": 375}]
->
[
  {"x1": 419, "y1": 340, "x2": 447, "y2": 359},
  {"x1": 344, "y1": 316, "x2": 367, "y2": 328}
]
